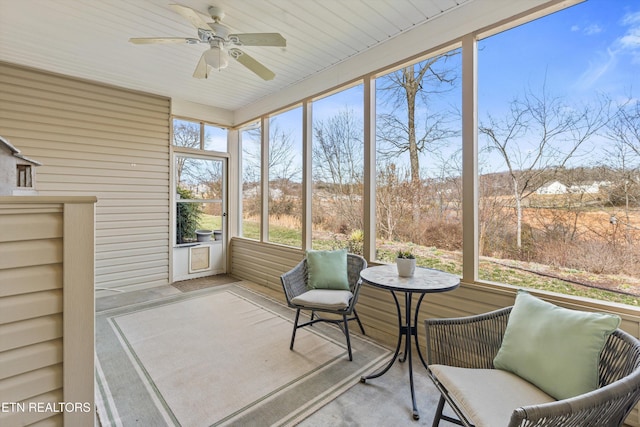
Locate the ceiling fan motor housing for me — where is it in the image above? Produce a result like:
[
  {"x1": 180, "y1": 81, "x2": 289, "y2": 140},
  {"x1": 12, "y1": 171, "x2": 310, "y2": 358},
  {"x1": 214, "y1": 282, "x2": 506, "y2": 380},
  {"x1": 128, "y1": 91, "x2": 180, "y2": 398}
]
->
[
  {"x1": 208, "y1": 6, "x2": 225, "y2": 22},
  {"x1": 209, "y1": 22, "x2": 229, "y2": 40}
]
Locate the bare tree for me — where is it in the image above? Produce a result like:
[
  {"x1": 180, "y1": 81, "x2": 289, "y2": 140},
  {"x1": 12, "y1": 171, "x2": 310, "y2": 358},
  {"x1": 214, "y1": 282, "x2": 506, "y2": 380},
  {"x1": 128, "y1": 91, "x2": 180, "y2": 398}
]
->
[
  {"x1": 603, "y1": 101, "x2": 640, "y2": 244},
  {"x1": 241, "y1": 122, "x2": 303, "y2": 223},
  {"x1": 173, "y1": 120, "x2": 200, "y2": 149},
  {"x1": 376, "y1": 163, "x2": 413, "y2": 240},
  {"x1": 478, "y1": 170, "x2": 512, "y2": 257},
  {"x1": 269, "y1": 125, "x2": 301, "y2": 183},
  {"x1": 265, "y1": 122, "x2": 302, "y2": 218},
  {"x1": 312, "y1": 108, "x2": 363, "y2": 231},
  {"x1": 240, "y1": 128, "x2": 262, "y2": 224},
  {"x1": 173, "y1": 121, "x2": 200, "y2": 182},
  {"x1": 241, "y1": 128, "x2": 261, "y2": 185},
  {"x1": 479, "y1": 84, "x2": 609, "y2": 251},
  {"x1": 376, "y1": 51, "x2": 461, "y2": 231},
  {"x1": 376, "y1": 51, "x2": 460, "y2": 185},
  {"x1": 427, "y1": 147, "x2": 463, "y2": 221},
  {"x1": 313, "y1": 109, "x2": 363, "y2": 184},
  {"x1": 609, "y1": 97, "x2": 640, "y2": 156},
  {"x1": 243, "y1": 122, "x2": 301, "y2": 187}
]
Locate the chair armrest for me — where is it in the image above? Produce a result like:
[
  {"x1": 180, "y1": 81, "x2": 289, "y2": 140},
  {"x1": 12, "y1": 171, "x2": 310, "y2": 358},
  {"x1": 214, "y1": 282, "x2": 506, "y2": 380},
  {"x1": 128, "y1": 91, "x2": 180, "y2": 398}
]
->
[
  {"x1": 425, "y1": 306, "x2": 512, "y2": 369},
  {"x1": 509, "y1": 329, "x2": 640, "y2": 427},
  {"x1": 346, "y1": 254, "x2": 367, "y2": 310},
  {"x1": 508, "y1": 369, "x2": 640, "y2": 427},
  {"x1": 280, "y1": 260, "x2": 308, "y2": 304}
]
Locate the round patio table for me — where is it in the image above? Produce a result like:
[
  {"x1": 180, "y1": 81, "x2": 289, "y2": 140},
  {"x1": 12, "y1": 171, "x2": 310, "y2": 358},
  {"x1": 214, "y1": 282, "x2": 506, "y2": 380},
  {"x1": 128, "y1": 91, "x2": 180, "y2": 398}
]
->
[{"x1": 359, "y1": 264, "x2": 460, "y2": 421}]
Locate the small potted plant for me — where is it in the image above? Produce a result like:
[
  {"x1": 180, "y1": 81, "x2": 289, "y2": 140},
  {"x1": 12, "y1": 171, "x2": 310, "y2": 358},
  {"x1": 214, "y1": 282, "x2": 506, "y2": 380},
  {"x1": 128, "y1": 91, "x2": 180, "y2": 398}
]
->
[{"x1": 396, "y1": 249, "x2": 416, "y2": 277}]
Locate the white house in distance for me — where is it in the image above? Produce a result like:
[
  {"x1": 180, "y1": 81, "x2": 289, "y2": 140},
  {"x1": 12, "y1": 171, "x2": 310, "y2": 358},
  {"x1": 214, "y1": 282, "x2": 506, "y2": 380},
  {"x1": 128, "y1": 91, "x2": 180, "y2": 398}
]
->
[
  {"x1": 536, "y1": 180, "x2": 607, "y2": 195},
  {"x1": 536, "y1": 180, "x2": 568, "y2": 195},
  {"x1": 0, "y1": 135, "x2": 41, "y2": 195}
]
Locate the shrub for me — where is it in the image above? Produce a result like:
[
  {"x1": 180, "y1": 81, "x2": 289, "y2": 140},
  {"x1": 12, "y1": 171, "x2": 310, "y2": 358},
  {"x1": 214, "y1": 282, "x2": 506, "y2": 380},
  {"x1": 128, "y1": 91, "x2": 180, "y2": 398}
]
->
[{"x1": 176, "y1": 186, "x2": 203, "y2": 244}]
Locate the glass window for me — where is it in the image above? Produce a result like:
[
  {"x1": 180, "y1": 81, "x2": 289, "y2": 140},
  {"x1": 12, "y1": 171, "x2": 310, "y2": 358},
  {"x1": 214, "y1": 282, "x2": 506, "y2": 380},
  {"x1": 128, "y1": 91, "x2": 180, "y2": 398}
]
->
[
  {"x1": 173, "y1": 119, "x2": 200, "y2": 148},
  {"x1": 173, "y1": 118, "x2": 228, "y2": 152},
  {"x1": 204, "y1": 123, "x2": 227, "y2": 152},
  {"x1": 477, "y1": 0, "x2": 640, "y2": 305},
  {"x1": 268, "y1": 108, "x2": 303, "y2": 247},
  {"x1": 16, "y1": 164, "x2": 32, "y2": 187},
  {"x1": 311, "y1": 85, "x2": 364, "y2": 253},
  {"x1": 240, "y1": 123, "x2": 261, "y2": 240},
  {"x1": 375, "y1": 49, "x2": 463, "y2": 275},
  {"x1": 175, "y1": 155, "x2": 224, "y2": 245}
]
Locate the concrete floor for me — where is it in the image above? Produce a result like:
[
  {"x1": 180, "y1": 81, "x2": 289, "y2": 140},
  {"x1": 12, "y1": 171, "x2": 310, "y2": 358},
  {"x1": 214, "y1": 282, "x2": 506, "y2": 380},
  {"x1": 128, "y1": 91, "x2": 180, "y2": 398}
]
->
[
  {"x1": 299, "y1": 356, "x2": 456, "y2": 427},
  {"x1": 96, "y1": 278, "x2": 459, "y2": 426}
]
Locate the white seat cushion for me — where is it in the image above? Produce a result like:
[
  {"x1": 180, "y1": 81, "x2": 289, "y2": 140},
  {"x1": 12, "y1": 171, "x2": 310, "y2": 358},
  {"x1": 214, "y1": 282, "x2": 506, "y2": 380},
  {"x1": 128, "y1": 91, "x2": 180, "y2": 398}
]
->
[
  {"x1": 290, "y1": 289, "x2": 353, "y2": 310},
  {"x1": 430, "y1": 365, "x2": 556, "y2": 427}
]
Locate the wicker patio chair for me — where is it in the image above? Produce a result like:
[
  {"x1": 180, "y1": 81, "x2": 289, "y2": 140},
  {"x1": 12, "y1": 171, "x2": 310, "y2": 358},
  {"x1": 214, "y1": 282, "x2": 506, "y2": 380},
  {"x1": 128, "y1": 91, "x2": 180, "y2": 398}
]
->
[
  {"x1": 425, "y1": 306, "x2": 640, "y2": 427},
  {"x1": 280, "y1": 253, "x2": 367, "y2": 361}
]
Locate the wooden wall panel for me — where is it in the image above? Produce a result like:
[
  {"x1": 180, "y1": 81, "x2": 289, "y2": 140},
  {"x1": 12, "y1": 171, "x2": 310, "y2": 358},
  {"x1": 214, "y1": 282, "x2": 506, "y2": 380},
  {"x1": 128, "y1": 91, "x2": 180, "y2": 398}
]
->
[
  {"x1": 0, "y1": 197, "x2": 95, "y2": 427},
  {"x1": 0, "y1": 61, "x2": 171, "y2": 293}
]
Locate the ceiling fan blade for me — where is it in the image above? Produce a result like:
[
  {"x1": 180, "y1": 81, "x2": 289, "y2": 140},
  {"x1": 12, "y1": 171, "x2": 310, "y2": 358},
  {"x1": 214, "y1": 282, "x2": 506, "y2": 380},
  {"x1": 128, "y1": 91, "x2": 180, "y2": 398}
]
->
[
  {"x1": 229, "y1": 33, "x2": 286, "y2": 47},
  {"x1": 229, "y1": 48, "x2": 275, "y2": 81},
  {"x1": 129, "y1": 37, "x2": 197, "y2": 44},
  {"x1": 193, "y1": 53, "x2": 209, "y2": 79},
  {"x1": 169, "y1": 4, "x2": 212, "y2": 30}
]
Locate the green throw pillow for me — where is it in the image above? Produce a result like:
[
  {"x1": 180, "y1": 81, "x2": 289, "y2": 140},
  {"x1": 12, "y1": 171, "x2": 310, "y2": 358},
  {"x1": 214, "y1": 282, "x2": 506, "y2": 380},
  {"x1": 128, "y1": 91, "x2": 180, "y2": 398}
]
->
[
  {"x1": 493, "y1": 290, "x2": 620, "y2": 400},
  {"x1": 306, "y1": 249, "x2": 350, "y2": 290}
]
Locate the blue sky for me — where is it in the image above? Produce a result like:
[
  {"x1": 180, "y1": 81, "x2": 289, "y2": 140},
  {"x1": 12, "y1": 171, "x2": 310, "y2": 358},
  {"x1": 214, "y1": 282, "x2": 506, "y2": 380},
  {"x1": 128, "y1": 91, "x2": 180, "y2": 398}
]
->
[
  {"x1": 476, "y1": 0, "x2": 640, "y2": 173},
  {"x1": 267, "y1": 0, "x2": 640, "y2": 128},
  {"x1": 254, "y1": 0, "x2": 640, "y2": 178},
  {"x1": 308, "y1": 2, "x2": 639, "y2": 118},
  {"x1": 479, "y1": 0, "x2": 640, "y2": 109}
]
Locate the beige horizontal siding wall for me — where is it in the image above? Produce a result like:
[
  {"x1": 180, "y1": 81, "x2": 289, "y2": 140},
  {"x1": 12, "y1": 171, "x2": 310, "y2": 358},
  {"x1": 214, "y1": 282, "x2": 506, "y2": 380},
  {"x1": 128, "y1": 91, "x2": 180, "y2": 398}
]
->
[
  {"x1": 0, "y1": 61, "x2": 171, "y2": 293},
  {"x1": 229, "y1": 238, "x2": 410, "y2": 346},
  {"x1": 230, "y1": 238, "x2": 302, "y2": 293},
  {"x1": 230, "y1": 237, "x2": 640, "y2": 339},
  {"x1": 0, "y1": 197, "x2": 96, "y2": 427}
]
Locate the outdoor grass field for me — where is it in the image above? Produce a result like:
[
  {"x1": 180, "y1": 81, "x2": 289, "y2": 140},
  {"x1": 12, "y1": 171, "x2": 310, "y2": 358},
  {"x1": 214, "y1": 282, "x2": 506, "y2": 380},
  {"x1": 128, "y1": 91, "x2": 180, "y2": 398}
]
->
[{"x1": 202, "y1": 214, "x2": 639, "y2": 306}]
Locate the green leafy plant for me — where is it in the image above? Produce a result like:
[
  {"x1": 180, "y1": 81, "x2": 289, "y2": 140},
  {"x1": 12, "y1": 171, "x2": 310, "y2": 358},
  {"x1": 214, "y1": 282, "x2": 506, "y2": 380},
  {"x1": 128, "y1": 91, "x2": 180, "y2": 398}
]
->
[
  {"x1": 347, "y1": 229, "x2": 364, "y2": 255},
  {"x1": 396, "y1": 249, "x2": 415, "y2": 259},
  {"x1": 176, "y1": 186, "x2": 203, "y2": 244}
]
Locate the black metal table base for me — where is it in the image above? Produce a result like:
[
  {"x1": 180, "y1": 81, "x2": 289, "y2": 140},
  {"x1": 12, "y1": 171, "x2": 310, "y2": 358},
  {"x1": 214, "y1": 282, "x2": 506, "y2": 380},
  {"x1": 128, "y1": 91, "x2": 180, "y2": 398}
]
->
[{"x1": 360, "y1": 290, "x2": 427, "y2": 421}]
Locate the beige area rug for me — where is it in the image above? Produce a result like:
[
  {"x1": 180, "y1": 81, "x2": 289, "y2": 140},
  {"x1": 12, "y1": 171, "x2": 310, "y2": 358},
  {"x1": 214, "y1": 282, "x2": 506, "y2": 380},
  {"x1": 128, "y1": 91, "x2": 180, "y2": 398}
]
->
[
  {"x1": 171, "y1": 274, "x2": 240, "y2": 292},
  {"x1": 95, "y1": 283, "x2": 391, "y2": 426}
]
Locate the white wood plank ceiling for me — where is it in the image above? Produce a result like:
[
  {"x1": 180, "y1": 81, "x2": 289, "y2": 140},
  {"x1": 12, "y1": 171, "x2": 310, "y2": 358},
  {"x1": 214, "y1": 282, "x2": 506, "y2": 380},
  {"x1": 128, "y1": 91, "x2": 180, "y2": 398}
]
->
[
  {"x1": 0, "y1": 0, "x2": 564, "y2": 122},
  {"x1": 0, "y1": 0, "x2": 469, "y2": 114}
]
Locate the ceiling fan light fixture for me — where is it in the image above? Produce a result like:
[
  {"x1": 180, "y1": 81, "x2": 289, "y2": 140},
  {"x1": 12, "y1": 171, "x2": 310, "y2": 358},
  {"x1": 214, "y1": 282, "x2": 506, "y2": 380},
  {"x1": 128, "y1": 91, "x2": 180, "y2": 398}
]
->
[
  {"x1": 132, "y1": 4, "x2": 283, "y2": 80},
  {"x1": 203, "y1": 46, "x2": 229, "y2": 70}
]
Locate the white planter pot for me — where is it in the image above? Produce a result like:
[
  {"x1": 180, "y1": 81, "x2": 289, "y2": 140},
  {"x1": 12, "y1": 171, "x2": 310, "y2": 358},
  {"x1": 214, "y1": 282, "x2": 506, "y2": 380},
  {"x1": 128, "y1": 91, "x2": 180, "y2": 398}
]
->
[
  {"x1": 396, "y1": 258, "x2": 416, "y2": 277},
  {"x1": 195, "y1": 229, "x2": 213, "y2": 242}
]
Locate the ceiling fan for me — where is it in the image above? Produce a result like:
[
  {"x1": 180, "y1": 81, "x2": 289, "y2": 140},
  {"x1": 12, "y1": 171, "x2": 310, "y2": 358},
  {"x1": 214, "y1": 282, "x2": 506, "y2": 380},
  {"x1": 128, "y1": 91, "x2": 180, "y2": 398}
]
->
[{"x1": 129, "y1": 4, "x2": 286, "y2": 81}]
